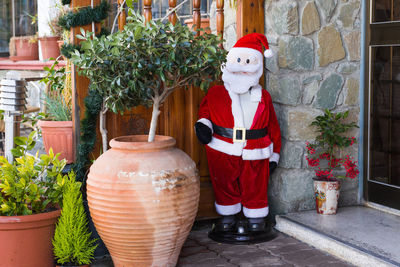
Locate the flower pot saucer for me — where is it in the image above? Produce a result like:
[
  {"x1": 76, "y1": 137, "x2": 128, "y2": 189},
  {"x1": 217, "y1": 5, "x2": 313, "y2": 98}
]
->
[{"x1": 208, "y1": 219, "x2": 277, "y2": 245}]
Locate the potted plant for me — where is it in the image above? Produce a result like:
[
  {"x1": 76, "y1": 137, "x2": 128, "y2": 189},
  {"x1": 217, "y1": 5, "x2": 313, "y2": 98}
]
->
[
  {"x1": 70, "y1": 11, "x2": 226, "y2": 267},
  {"x1": 38, "y1": 6, "x2": 65, "y2": 60},
  {"x1": 0, "y1": 131, "x2": 68, "y2": 267},
  {"x1": 38, "y1": 58, "x2": 74, "y2": 163},
  {"x1": 9, "y1": 35, "x2": 39, "y2": 61},
  {"x1": 53, "y1": 172, "x2": 98, "y2": 267},
  {"x1": 305, "y1": 109, "x2": 359, "y2": 215}
]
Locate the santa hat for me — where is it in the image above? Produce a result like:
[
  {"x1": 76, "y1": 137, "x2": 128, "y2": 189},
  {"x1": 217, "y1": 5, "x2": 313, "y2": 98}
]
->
[{"x1": 233, "y1": 33, "x2": 273, "y2": 58}]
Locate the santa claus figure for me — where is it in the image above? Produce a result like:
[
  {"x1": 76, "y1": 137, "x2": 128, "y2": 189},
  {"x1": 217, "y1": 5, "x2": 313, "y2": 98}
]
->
[{"x1": 195, "y1": 33, "x2": 281, "y2": 241}]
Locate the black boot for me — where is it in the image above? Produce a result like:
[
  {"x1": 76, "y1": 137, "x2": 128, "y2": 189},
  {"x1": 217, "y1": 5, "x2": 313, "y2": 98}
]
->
[
  {"x1": 247, "y1": 217, "x2": 267, "y2": 232},
  {"x1": 215, "y1": 215, "x2": 236, "y2": 232}
]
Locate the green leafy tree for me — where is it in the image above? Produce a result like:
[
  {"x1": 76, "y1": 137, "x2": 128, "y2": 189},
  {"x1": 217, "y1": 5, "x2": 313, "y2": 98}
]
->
[
  {"x1": 53, "y1": 172, "x2": 98, "y2": 265},
  {"x1": 71, "y1": 11, "x2": 226, "y2": 142},
  {"x1": 0, "y1": 132, "x2": 67, "y2": 216}
]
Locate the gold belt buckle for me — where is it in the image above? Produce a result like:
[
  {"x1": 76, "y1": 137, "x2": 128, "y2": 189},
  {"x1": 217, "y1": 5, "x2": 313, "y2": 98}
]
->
[{"x1": 233, "y1": 127, "x2": 246, "y2": 143}]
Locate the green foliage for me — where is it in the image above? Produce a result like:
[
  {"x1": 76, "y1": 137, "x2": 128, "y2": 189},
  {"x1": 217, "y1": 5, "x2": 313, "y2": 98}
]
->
[
  {"x1": 310, "y1": 109, "x2": 359, "y2": 154},
  {"x1": 71, "y1": 11, "x2": 227, "y2": 114},
  {"x1": 58, "y1": 1, "x2": 110, "y2": 30},
  {"x1": 61, "y1": 0, "x2": 71, "y2": 5},
  {"x1": 72, "y1": 89, "x2": 103, "y2": 182},
  {"x1": 43, "y1": 93, "x2": 72, "y2": 121},
  {"x1": 40, "y1": 57, "x2": 65, "y2": 94},
  {"x1": 40, "y1": 58, "x2": 72, "y2": 121},
  {"x1": 53, "y1": 172, "x2": 98, "y2": 265},
  {"x1": 0, "y1": 132, "x2": 67, "y2": 216},
  {"x1": 60, "y1": 43, "x2": 82, "y2": 59}
]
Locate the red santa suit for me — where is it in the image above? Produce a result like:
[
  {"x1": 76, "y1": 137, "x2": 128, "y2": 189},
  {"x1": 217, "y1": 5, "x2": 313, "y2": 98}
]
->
[{"x1": 197, "y1": 33, "x2": 281, "y2": 218}]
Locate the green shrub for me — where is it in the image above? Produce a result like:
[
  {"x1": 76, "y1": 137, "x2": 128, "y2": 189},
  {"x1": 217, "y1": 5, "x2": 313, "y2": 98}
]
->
[
  {"x1": 53, "y1": 172, "x2": 98, "y2": 265},
  {"x1": 0, "y1": 131, "x2": 67, "y2": 216}
]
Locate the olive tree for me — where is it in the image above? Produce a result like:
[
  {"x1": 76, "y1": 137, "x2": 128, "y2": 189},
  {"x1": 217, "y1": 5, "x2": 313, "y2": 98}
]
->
[{"x1": 71, "y1": 12, "x2": 226, "y2": 142}]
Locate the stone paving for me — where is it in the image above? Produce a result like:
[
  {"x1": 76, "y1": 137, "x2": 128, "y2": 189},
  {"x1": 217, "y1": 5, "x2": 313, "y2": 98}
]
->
[
  {"x1": 177, "y1": 227, "x2": 354, "y2": 267},
  {"x1": 93, "y1": 225, "x2": 354, "y2": 267}
]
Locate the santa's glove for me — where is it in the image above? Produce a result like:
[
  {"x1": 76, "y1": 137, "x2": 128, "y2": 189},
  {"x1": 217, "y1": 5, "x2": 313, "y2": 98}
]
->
[
  {"x1": 195, "y1": 122, "x2": 212, "y2": 145},
  {"x1": 269, "y1": 161, "x2": 278, "y2": 175}
]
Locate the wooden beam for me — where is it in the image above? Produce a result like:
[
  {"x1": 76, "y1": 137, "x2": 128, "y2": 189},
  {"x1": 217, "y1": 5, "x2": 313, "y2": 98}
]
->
[
  {"x1": 71, "y1": 0, "x2": 101, "y2": 160},
  {"x1": 236, "y1": 0, "x2": 265, "y2": 39},
  {"x1": 236, "y1": 0, "x2": 265, "y2": 87}
]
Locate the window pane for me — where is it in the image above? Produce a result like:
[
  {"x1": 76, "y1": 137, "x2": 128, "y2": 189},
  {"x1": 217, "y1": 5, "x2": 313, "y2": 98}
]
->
[
  {"x1": 0, "y1": 0, "x2": 12, "y2": 54},
  {"x1": 14, "y1": 0, "x2": 37, "y2": 36},
  {"x1": 370, "y1": 46, "x2": 400, "y2": 187},
  {"x1": 372, "y1": 0, "x2": 400, "y2": 22}
]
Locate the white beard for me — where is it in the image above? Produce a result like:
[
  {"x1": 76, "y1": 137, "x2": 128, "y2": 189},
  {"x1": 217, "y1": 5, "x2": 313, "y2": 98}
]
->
[{"x1": 221, "y1": 65, "x2": 263, "y2": 95}]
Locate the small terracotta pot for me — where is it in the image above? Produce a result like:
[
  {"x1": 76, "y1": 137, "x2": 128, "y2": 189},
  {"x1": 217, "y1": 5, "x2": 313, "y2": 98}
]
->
[
  {"x1": 39, "y1": 36, "x2": 61, "y2": 60},
  {"x1": 313, "y1": 179, "x2": 341, "y2": 215},
  {"x1": 10, "y1": 36, "x2": 39, "y2": 61},
  {"x1": 38, "y1": 120, "x2": 74, "y2": 163},
  {"x1": 184, "y1": 18, "x2": 211, "y2": 35},
  {"x1": 87, "y1": 135, "x2": 200, "y2": 267},
  {"x1": 0, "y1": 209, "x2": 61, "y2": 267}
]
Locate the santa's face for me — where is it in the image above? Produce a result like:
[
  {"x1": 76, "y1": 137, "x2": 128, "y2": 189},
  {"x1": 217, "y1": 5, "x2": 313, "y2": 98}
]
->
[{"x1": 222, "y1": 47, "x2": 263, "y2": 94}]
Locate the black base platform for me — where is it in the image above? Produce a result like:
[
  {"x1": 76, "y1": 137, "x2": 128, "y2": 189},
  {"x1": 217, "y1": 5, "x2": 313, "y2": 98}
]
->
[{"x1": 208, "y1": 219, "x2": 278, "y2": 245}]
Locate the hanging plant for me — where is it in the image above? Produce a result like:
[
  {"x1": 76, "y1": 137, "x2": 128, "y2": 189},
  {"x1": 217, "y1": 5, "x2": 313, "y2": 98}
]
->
[{"x1": 58, "y1": 0, "x2": 110, "y2": 30}]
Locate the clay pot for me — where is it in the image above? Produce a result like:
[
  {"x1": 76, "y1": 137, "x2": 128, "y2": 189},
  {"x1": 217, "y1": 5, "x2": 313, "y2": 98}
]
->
[
  {"x1": 38, "y1": 120, "x2": 74, "y2": 163},
  {"x1": 184, "y1": 18, "x2": 211, "y2": 35},
  {"x1": 313, "y1": 179, "x2": 341, "y2": 215},
  {"x1": 39, "y1": 36, "x2": 61, "y2": 60},
  {"x1": 87, "y1": 135, "x2": 200, "y2": 267},
  {"x1": 10, "y1": 36, "x2": 39, "y2": 61},
  {"x1": 56, "y1": 265, "x2": 89, "y2": 267},
  {"x1": 0, "y1": 209, "x2": 61, "y2": 267}
]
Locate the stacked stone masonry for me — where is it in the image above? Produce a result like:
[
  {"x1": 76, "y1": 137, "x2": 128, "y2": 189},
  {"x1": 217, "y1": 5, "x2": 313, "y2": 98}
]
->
[{"x1": 264, "y1": 0, "x2": 361, "y2": 214}]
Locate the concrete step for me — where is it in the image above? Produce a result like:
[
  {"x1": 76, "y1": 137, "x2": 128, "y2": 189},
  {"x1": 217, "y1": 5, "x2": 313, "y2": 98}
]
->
[{"x1": 275, "y1": 204, "x2": 400, "y2": 267}]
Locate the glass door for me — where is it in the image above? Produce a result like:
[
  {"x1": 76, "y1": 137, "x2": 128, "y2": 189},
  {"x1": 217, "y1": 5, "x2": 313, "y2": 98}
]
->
[{"x1": 367, "y1": 0, "x2": 400, "y2": 209}]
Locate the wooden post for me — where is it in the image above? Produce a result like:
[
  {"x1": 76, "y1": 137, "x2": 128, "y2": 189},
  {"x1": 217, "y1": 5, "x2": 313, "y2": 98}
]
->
[
  {"x1": 193, "y1": 0, "x2": 200, "y2": 36},
  {"x1": 118, "y1": 0, "x2": 126, "y2": 31},
  {"x1": 236, "y1": 0, "x2": 265, "y2": 39},
  {"x1": 236, "y1": 0, "x2": 265, "y2": 87},
  {"x1": 143, "y1": 0, "x2": 152, "y2": 22},
  {"x1": 71, "y1": 0, "x2": 101, "y2": 160},
  {"x1": 168, "y1": 0, "x2": 177, "y2": 25},
  {"x1": 216, "y1": 0, "x2": 224, "y2": 48}
]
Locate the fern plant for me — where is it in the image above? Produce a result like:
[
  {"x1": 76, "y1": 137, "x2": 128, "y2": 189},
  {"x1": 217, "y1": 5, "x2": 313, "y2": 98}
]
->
[{"x1": 53, "y1": 172, "x2": 98, "y2": 265}]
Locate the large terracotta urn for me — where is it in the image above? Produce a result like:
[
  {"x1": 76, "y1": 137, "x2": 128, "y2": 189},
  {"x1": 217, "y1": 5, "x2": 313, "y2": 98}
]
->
[
  {"x1": 87, "y1": 135, "x2": 200, "y2": 267},
  {"x1": 0, "y1": 209, "x2": 61, "y2": 267}
]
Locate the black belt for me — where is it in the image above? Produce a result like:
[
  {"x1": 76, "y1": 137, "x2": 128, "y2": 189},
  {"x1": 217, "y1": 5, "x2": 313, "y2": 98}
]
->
[{"x1": 212, "y1": 122, "x2": 268, "y2": 142}]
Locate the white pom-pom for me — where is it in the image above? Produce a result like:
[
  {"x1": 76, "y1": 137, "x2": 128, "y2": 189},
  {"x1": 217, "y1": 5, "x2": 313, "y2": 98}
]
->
[{"x1": 264, "y1": 49, "x2": 273, "y2": 58}]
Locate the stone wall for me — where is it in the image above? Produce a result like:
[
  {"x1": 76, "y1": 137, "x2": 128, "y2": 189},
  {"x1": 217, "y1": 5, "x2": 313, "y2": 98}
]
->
[
  {"x1": 265, "y1": 0, "x2": 361, "y2": 215},
  {"x1": 209, "y1": 0, "x2": 237, "y2": 50}
]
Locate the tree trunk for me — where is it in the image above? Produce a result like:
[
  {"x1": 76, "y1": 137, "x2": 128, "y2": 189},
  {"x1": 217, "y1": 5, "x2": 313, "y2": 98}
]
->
[
  {"x1": 148, "y1": 97, "x2": 161, "y2": 142},
  {"x1": 99, "y1": 102, "x2": 108, "y2": 152}
]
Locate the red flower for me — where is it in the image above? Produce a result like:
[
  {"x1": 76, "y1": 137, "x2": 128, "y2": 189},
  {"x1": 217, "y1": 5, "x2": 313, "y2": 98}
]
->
[
  {"x1": 343, "y1": 155, "x2": 359, "y2": 179},
  {"x1": 306, "y1": 142, "x2": 316, "y2": 155},
  {"x1": 306, "y1": 156, "x2": 320, "y2": 167},
  {"x1": 349, "y1": 137, "x2": 356, "y2": 146},
  {"x1": 315, "y1": 169, "x2": 333, "y2": 179},
  {"x1": 319, "y1": 153, "x2": 331, "y2": 160},
  {"x1": 329, "y1": 158, "x2": 341, "y2": 168}
]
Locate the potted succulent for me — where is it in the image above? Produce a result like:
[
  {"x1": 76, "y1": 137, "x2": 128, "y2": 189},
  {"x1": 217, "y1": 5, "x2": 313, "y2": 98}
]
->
[
  {"x1": 306, "y1": 109, "x2": 359, "y2": 215},
  {"x1": 0, "y1": 132, "x2": 68, "y2": 267},
  {"x1": 70, "y1": 11, "x2": 226, "y2": 267},
  {"x1": 53, "y1": 172, "x2": 98, "y2": 267},
  {"x1": 38, "y1": 58, "x2": 74, "y2": 163}
]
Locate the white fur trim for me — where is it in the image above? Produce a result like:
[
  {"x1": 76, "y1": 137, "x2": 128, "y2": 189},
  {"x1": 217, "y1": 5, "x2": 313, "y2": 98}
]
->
[
  {"x1": 215, "y1": 202, "x2": 241, "y2": 215},
  {"x1": 227, "y1": 89, "x2": 245, "y2": 128},
  {"x1": 250, "y1": 85, "x2": 262, "y2": 102},
  {"x1": 197, "y1": 118, "x2": 213, "y2": 134},
  {"x1": 243, "y1": 206, "x2": 269, "y2": 218},
  {"x1": 242, "y1": 143, "x2": 274, "y2": 160},
  {"x1": 229, "y1": 47, "x2": 263, "y2": 61},
  {"x1": 264, "y1": 49, "x2": 273, "y2": 58},
  {"x1": 270, "y1": 152, "x2": 280, "y2": 163},
  {"x1": 207, "y1": 137, "x2": 244, "y2": 156}
]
